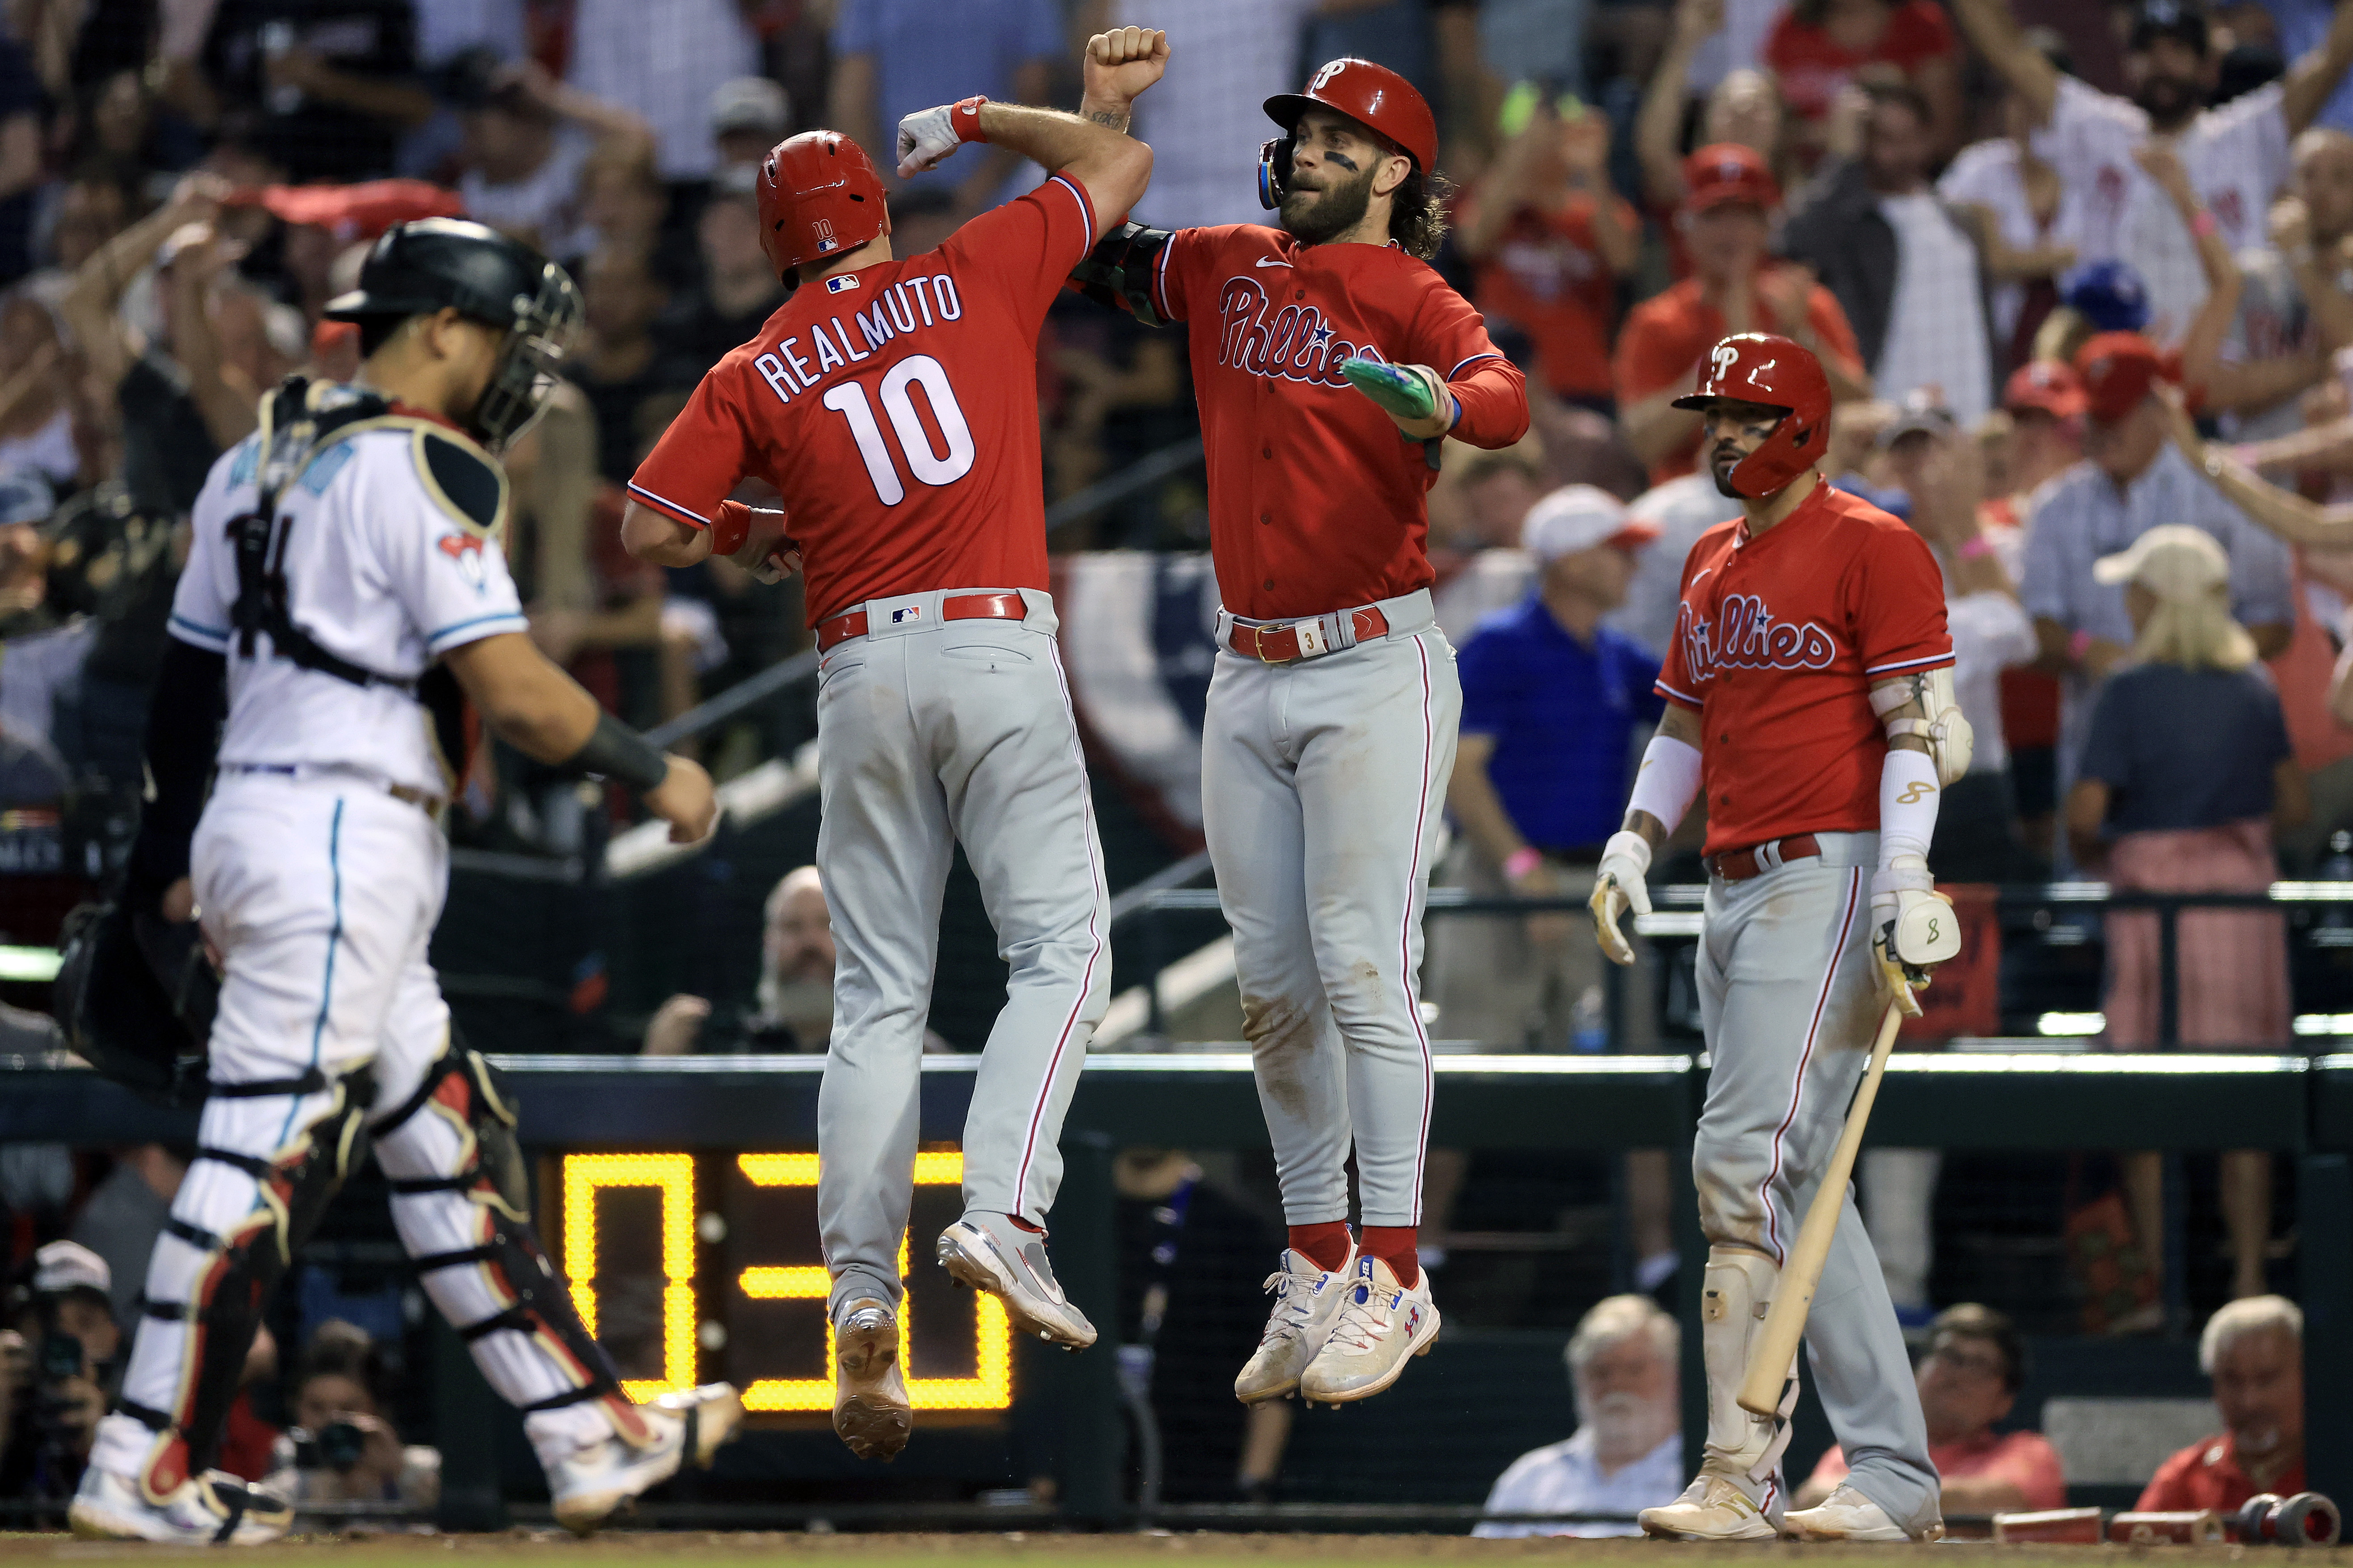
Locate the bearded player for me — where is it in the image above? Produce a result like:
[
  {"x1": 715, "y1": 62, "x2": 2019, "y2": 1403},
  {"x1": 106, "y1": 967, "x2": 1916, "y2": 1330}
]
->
[
  {"x1": 1588, "y1": 332, "x2": 1959, "y2": 1542},
  {"x1": 1071, "y1": 59, "x2": 1528, "y2": 1404},
  {"x1": 619, "y1": 33, "x2": 1165, "y2": 1462}
]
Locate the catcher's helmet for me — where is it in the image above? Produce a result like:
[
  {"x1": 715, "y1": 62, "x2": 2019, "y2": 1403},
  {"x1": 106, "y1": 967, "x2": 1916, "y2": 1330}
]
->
[
  {"x1": 1259, "y1": 57, "x2": 1438, "y2": 211},
  {"x1": 324, "y1": 217, "x2": 582, "y2": 451},
  {"x1": 759, "y1": 131, "x2": 890, "y2": 279},
  {"x1": 1673, "y1": 331, "x2": 1832, "y2": 498}
]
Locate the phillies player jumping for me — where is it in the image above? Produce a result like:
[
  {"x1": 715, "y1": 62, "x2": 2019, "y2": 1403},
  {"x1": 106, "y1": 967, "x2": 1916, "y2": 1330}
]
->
[
  {"x1": 619, "y1": 31, "x2": 1165, "y2": 1461},
  {"x1": 1588, "y1": 333, "x2": 1963, "y2": 1542},
  {"x1": 1073, "y1": 57, "x2": 1528, "y2": 1404}
]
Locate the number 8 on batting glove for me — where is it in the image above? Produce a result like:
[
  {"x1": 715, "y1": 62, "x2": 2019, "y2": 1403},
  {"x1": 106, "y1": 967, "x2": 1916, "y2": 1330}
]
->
[
  {"x1": 1870, "y1": 857, "x2": 1960, "y2": 1017},
  {"x1": 1590, "y1": 829, "x2": 1652, "y2": 967}
]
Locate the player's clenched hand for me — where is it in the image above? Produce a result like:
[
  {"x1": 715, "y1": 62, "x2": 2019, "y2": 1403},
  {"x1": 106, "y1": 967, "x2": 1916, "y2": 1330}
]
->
[
  {"x1": 1084, "y1": 27, "x2": 1169, "y2": 109},
  {"x1": 1869, "y1": 864, "x2": 1958, "y2": 1018},
  {"x1": 1589, "y1": 829, "x2": 1652, "y2": 967},
  {"x1": 897, "y1": 105, "x2": 961, "y2": 178},
  {"x1": 646, "y1": 755, "x2": 718, "y2": 845}
]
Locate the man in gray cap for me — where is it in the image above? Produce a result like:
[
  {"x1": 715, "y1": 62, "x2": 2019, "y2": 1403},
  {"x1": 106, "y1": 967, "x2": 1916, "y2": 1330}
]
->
[{"x1": 711, "y1": 76, "x2": 791, "y2": 169}]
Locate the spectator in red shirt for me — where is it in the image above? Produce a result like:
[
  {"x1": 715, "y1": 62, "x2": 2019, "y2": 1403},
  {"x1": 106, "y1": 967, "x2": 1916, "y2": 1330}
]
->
[
  {"x1": 1612, "y1": 143, "x2": 1869, "y2": 486},
  {"x1": 1763, "y1": 0, "x2": 1964, "y2": 165},
  {"x1": 1798, "y1": 1304, "x2": 2068, "y2": 1515},
  {"x1": 1456, "y1": 89, "x2": 1638, "y2": 412},
  {"x1": 2138, "y1": 1296, "x2": 2305, "y2": 1513}
]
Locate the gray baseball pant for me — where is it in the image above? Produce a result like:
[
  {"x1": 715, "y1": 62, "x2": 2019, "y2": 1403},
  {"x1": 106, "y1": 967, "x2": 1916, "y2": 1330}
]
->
[
  {"x1": 814, "y1": 587, "x2": 1112, "y2": 1316},
  {"x1": 1694, "y1": 831, "x2": 1939, "y2": 1529},
  {"x1": 1202, "y1": 588, "x2": 1459, "y2": 1228}
]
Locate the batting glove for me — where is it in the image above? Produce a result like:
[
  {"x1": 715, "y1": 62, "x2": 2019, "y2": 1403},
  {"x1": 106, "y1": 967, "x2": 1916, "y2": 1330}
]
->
[
  {"x1": 896, "y1": 106, "x2": 961, "y2": 178},
  {"x1": 1590, "y1": 829, "x2": 1652, "y2": 967},
  {"x1": 1869, "y1": 857, "x2": 1959, "y2": 1018},
  {"x1": 1339, "y1": 358, "x2": 1457, "y2": 437}
]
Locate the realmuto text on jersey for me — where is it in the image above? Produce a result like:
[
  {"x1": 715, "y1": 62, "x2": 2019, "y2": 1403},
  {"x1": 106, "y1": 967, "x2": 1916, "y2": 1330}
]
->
[
  {"x1": 747, "y1": 270, "x2": 966, "y2": 408},
  {"x1": 1678, "y1": 591, "x2": 1841, "y2": 680}
]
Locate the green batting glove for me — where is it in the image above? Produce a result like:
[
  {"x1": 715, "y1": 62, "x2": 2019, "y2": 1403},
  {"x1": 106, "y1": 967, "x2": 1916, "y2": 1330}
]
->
[{"x1": 1340, "y1": 357, "x2": 1453, "y2": 429}]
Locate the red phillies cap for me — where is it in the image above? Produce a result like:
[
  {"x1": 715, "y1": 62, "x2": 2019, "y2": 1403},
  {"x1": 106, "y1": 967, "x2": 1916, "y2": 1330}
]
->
[
  {"x1": 2073, "y1": 331, "x2": 2173, "y2": 423},
  {"x1": 227, "y1": 179, "x2": 466, "y2": 243},
  {"x1": 1683, "y1": 143, "x2": 1780, "y2": 213},
  {"x1": 2003, "y1": 360, "x2": 2087, "y2": 420}
]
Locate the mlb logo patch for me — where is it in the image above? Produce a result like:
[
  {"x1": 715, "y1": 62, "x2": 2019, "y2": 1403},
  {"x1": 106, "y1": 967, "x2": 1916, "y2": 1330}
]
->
[
  {"x1": 891, "y1": 605, "x2": 924, "y2": 624},
  {"x1": 825, "y1": 274, "x2": 859, "y2": 294}
]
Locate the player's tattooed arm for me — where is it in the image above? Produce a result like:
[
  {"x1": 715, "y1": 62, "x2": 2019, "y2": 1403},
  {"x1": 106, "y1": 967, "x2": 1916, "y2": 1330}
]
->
[{"x1": 1077, "y1": 26, "x2": 1169, "y2": 136}]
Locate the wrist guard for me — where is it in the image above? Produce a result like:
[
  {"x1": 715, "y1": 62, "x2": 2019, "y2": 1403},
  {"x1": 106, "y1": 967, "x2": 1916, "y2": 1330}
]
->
[{"x1": 563, "y1": 712, "x2": 667, "y2": 792}]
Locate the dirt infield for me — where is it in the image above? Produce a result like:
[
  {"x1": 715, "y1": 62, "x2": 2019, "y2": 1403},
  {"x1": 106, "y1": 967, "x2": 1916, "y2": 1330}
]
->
[{"x1": 6, "y1": 1534, "x2": 2352, "y2": 1567}]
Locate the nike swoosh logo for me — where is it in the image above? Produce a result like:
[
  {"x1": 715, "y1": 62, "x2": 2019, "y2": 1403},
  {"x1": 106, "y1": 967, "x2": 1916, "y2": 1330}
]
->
[{"x1": 1255, "y1": 257, "x2": 1289, "y2": 269}]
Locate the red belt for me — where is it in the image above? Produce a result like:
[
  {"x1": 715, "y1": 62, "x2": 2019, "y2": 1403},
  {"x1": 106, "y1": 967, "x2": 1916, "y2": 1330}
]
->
[
  {"x1": 1706, "y1": 834, "x2": 1822, "y2": 882},
  {"x1": 1222, "y1": 606, "x2": 1390, "y2": 664},
  {"x1": 816, "y1": 591, "x2": 1026, "y2": 653}
]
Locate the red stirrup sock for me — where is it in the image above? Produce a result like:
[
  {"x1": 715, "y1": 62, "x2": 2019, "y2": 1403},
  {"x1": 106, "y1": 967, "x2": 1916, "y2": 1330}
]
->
[
  {"x1": 1287, "y1": 1222, "x2": 1353, "y2": 1273},
  {"x1": 1360, "y1": 1226, "x2": 1420, "y2": 1288}
]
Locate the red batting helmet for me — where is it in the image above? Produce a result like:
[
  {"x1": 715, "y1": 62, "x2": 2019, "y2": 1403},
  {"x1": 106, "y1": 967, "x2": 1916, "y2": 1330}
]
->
[
  {"x1": 1672, "y1": 332, "x2": 1832, "y2": 498},
  {"x1": 757, "y1": 130, "x2": 889, "y2": 279},
  {"x1": 1259, "y1": 58, "x2": 1438, "y2": 210}
]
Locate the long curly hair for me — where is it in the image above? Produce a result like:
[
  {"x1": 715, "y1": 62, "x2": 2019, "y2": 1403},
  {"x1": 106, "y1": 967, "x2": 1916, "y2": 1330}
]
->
[{"x1": 1388, "y1": 167, "x2": 1451, "y2": 261}]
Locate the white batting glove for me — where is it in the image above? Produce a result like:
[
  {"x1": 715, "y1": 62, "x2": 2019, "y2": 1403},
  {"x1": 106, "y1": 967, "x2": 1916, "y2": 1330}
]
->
[
  {"x1": 896, "y1": 106, "x2": 960, "y2": 178},
  {"x1": 1590, "y1": 829, "x2": 1653, "y2": 967},
  {"x1": 1869, "y1": 857, "x2": 1959, "y2": 1017}
]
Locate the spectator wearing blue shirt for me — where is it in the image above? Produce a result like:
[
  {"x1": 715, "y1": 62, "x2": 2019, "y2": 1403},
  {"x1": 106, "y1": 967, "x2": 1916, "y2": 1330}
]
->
[
  {"x1": 1428, "y1": 484, "x2": 1665, "y2": 1053},
  {"x1": 829, "y1": 0, "x2": 1062, "y2": 213}
]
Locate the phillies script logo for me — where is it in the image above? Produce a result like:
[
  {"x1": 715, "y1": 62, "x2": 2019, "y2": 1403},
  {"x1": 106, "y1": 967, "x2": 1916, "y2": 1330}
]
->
[
  {"x1": 1679, "y1": 592, "x2": 1839, "y2": 679},
  {"x1": 1215, "y1": 276, "x2": 1369, "y2": 388}
]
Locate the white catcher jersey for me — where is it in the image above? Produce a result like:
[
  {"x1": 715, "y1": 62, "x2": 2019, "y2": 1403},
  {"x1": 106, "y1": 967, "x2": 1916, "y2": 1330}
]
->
[{"x1": 167, "y1": 408, "x2": 527, "y2": 795}]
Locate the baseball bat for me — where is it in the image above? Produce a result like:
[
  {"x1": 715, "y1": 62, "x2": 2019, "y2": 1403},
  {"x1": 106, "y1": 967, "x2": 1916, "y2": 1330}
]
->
[{"x1": 1736, "y1": 998, "x2": 1904, "y2": 1417}]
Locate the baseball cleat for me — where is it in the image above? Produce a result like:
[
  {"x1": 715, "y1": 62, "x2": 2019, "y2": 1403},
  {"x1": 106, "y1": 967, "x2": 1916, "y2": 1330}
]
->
[
  {"x1": 936, "y1": 1212, "x2": 1097, "y2": 1350},
  {"x1": 833, "y1": 1298, "x2": 912, "y2": 1461},
  {"x1": 1234, "y1": 1243, "x2": 1357, "y2": 1403},
  {"x1": 1785, "y1": 1481, "x2": 1943, "y2": 1542},
  {"x1": 69, "y1": 1467, "x2": 292, "y2": 1544},
  {"x1": 1295, "y1": 1254, "x2": 1439, "y2": 1405},
  {"x1": 548, "y1": 1383, "x2": 744, "y2": 1535},
  {"x1": 1638, "y1": 1473, "x2": 1783, "y2": 1541}
]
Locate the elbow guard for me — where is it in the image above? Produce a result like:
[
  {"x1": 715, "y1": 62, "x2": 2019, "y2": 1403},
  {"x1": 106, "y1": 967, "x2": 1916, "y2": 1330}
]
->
[
  {"x1": 1066, "y1": 221, "x2": 1175, "y2": 327},
  {"x1": 1871, "y1": 665, "x2": 1973, "y2": 786}
]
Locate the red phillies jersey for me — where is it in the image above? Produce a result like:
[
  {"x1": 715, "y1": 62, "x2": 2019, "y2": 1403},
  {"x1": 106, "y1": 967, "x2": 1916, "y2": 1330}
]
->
[
  {"x1": 1457, "y1": 192, "x2": 1635, "y2": 400},
  {"x1": 629, "y1": 174, "x2": 1098, "y2": 624},
  {"x1": 2134, "y1": 1434, "x2": 2303, "y2": 1516},
  {"x1": 1763, "y1": 0, "x2": 1956, "y2": 124},
  {"x1": 1151, "y1": 224, "x2": 1528, "y2": 620},
  {"x1": 1654, "y1": 480, "x2": 1952, "y2": 856}
]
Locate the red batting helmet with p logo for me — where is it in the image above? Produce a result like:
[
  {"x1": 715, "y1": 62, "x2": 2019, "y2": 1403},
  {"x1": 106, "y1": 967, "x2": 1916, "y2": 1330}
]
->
[
  {"x1": 1672, "y1": 331, "x2": 1833, "y2": 499},
  {"x1": 757, "y1": 130, "x2": 890, "y2": 280}
]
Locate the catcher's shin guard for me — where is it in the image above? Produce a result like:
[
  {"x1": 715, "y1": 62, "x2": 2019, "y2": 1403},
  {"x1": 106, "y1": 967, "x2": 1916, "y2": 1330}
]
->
[
  {"x1": 373, "y1": 1043, "x2": 646, "y2": 1449},
  {"x1": 114, "y1": 1067, "x2": 375, "y2": 1501}
]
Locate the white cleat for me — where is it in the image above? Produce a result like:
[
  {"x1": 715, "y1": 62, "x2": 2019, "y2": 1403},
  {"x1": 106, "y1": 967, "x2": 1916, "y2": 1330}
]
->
[
  {"x1": 1235, "y1": 1244, "x2": 1357, "y2": 1404},
  {"x1": 1296, "y1": 1255, "x2": 1440, "y2": 1405},
  {"x1": 833, "y1": 1298, "x2": 912, "y2": 1460},
  {"x1": 68, "y1": 1466, "x2": 292, "y2": 1544},
  {"x1": 548, "y1": 1383, "x2": 744, "y2": 1535},
  {"x1": 1638, "y1": 1473, "x2": 1783, "y2": 1541},
  {"x1": 1785, "y1": 1481, "x2": 1944, "y2": 1542},
  {"x1": 936, "y1": 1212, "x2": 1097, "y2": 1350}
]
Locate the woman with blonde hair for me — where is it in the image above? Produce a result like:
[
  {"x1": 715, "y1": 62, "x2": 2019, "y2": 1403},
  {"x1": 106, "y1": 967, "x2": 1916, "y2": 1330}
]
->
[{"x1": 2064, "y1": 525, "x2": 2308, "y2": 1306}]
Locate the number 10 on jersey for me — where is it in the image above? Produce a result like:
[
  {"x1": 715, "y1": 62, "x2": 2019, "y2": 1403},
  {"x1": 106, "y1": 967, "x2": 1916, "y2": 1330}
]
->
[{"x1": 823, "y1": 354, "x2": 975, "y2": 505}]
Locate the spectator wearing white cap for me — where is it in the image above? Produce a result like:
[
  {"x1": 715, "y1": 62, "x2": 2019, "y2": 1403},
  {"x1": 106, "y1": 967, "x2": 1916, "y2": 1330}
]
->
[
  {"x1": 1429, "y1": 485, "x2": 1666, "y2": 1054},
  {"x1": 710, "y1": 77, "x2": 791, "y2": 170},
  {"x1": 2067, "y1": 523, "x2": 2306, "y2": 1300},
  {"x1": 2, "y1": 1241, "x2": 121, "y2": 1495}
]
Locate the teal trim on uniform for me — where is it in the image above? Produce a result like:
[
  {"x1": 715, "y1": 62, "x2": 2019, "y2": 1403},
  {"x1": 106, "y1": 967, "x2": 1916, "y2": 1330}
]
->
[
  {"x1": 169, "y1": 613, "x2": 230, "y2": 643},
  {"x1": 228, "y1": 436, "x2": 261, "y2": 486},
  {"x1": 298, "y1": 443, "x2": 356, "y2": 494},
  {"x1": 284, "y1": 799, "x2": 346, "y2": 1146},
  {"x1": 427, "y1": 610, "x2": 526, "y2": 648}
]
